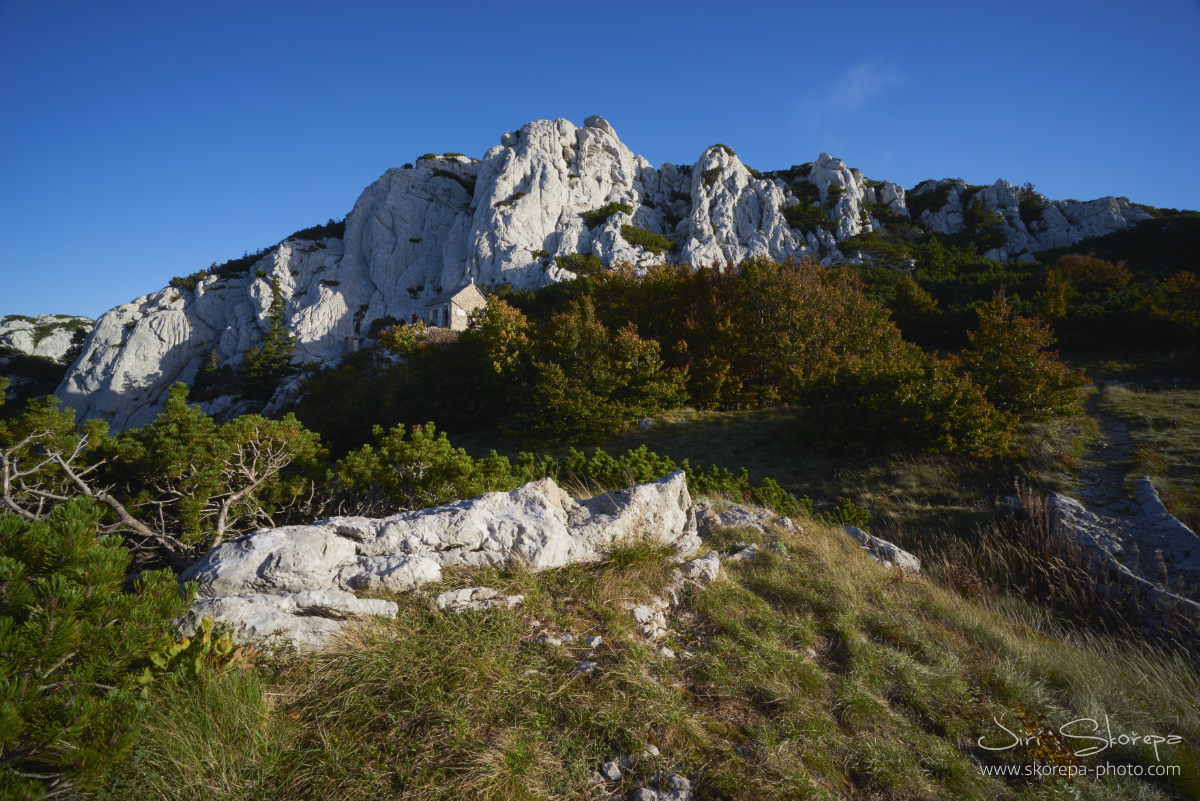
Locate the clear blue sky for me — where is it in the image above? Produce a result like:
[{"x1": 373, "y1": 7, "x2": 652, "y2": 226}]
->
[{"x1": 2, "y1": 0, "x2": 1197, "y2": 318}]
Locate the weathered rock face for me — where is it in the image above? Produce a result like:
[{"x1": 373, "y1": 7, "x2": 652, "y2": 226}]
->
[
  {"x1": 0, "y1": 315, "x2": 93, "y2": 362},
  {"x1": 177, "y1": 471, "x2": 699, "y2": 648},
  {"x1": 910, "y1": 178, "x2": 1151, "y2": 262},
  {"x1": 57, "y1": 117, "x2": 1152, "y2": 431}
]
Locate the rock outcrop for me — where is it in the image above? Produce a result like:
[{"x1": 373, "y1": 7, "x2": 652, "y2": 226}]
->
[
  {"x1": 1048, "y1": 483, "x2": 1200, "y2": 647},
  {"x1": 178, "y1": 470, "x2": 699, "y2": 648},
  {"x1": 0, "y1": 315, "x2": 93, "y2": 362},
  {"x1": 56, "y1": 116, "x2": 1151, "y2": 431}
]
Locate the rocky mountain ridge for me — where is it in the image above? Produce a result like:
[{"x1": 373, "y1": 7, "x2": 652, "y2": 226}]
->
[{"x1": 52, "y1": 116, "x2": 1151, "y2": 431}]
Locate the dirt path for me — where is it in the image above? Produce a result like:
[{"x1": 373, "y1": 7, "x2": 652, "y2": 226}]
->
[
  {"x1": 1076, "y1": 392, "x2": 1137, "y2": 512},
  {"x1": 1067, "y1": 387, "x2": 1200, "y2": 600}
]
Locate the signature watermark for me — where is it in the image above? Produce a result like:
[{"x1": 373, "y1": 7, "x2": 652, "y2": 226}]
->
[{"x1": 978, "y1": 714, "x2": 1184, "y2": 763}]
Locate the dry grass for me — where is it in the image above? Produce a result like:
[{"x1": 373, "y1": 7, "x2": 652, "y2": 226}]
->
[{"x1": 101, "y1": 511, "x2": 1200, "y2": 800}]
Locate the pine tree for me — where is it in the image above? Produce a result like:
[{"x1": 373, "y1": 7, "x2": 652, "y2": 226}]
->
[
  {"x1": 241, "y1": 277, "x2": 297, "y2": 401},
  {"x1": 0, "y1": 498, "x2": 190, "y2": 798}
]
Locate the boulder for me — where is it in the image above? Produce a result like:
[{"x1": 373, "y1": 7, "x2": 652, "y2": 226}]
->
[
  {"x1": 842, "y1": 526, "x2": 921, "y2": 574},
  {"x1": 179, "y1": 471, "x2": 698, "y2": 648}
]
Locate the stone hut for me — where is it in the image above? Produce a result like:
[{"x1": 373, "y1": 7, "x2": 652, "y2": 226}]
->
[{"x1": 422, "y1": 284, "x2": 487, "y2": 331}]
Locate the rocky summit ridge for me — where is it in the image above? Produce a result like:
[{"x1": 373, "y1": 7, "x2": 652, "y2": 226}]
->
[{"x1": 54, "y1": 116, "x2": 1150, "y2": 431}]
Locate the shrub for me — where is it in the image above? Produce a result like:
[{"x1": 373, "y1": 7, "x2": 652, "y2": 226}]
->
[
  {"x1": 669, "y1": 190, "x2": 690, "y2": 203},
  {"x1": 959, "y1": 290, "x2": 1088, "y2": 420},
  {"x1": 417, "y1": 153, "x2": 438, "y2": 161},
  {"x1": 825, "y1": 184, "x2": 844, "y2": 207},
  {"x1": 1018, "y1": 182, "x2": 1048, "y2": 227},
  {"x1": 287, "y1": 218, "x2": 345, "y2": 241},
  {"x1": 579, "y1": 202, "x2": 632, "y2": 230},
  {"x1": 620, "y1": 225, "x2": 675, "y2": 255},
  {"x1": 532, "y1": 249, "x2": 549, "y2": 259},
  {"x1": 782, "y1": 203, "x2": 830, "y2": 232},
  {"x1": 495, "y1": 191, "x2": 527, "y2": 209},
  {"x1": 1053, "y1": 253, "x2": 1132, "y2": 292},
  {"x1": 714, "y1": 143, "x2": 736, "y2": 157},
  {"x1": 555, "y1": 253, "x2": 604, "y2": 276},
  {"x1": 702, "y1": 168, "x2": 721, "y2": 188},
  {"x1": 907, "y1": 183, "x2": 952, "y2": 221},
  {"x1": 0, "y1": 498, "x2": 190, "y2": 798},
  {"x1": 168, "y1": 271, "x2": 208, "y2": 292},
  {"x1": 797, "y1": 348, "x2": 1013, "y2": 457}
]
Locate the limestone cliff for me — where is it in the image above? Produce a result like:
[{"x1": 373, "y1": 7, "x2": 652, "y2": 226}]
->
[{"x1": 55, "y1": 116, "x2": 1150, "y2": 431}]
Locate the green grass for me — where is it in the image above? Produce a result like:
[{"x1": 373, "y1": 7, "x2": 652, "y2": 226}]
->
[
  {"x1": 101, "y1": 514, "x2": 1200, "y2": 800},
  {"x1": 1098, "y1": 386, "x2": 1200, "y2": 533},
  {"x1": 603, "y1": 405, "x2": 1096, "y2": 554}
]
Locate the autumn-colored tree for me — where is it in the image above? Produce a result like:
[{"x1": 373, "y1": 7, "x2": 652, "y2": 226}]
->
[
  {"x1": 959, "y1": 290, "x2": 1088, "y2": 420},
  {"x1": 1053, "y1": 253, "x2": 1132, "y2": 293}
]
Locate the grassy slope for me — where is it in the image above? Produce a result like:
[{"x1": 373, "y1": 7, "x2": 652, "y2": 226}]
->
[
  {"x1": 1098, "y1": 387, "x2": 1200, "y2": 533},
  {"x1": 103, "y1": 515, "x2": 1199, "y2": 801}
]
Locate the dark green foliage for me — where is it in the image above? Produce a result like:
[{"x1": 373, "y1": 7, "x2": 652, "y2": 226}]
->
[
  {"x1": 495, "y1": 191, "x2": 527, "y2": 209},
  {"x1": 103, "y1": 384, "x2": 324, "y2": 549},
  {"x1": 319, "y1": 279, "x2": 340, "y2": 287},
  {"x1": 431, "y1": 168, "x2": 476, "y2": 197},
  {"x1": 664, "y1": 213, "x2": 682, "y2": 229},
  {"x1": 532, "y1": 249, "x2": 549, "y2": 259},
  {"x1": 1017, "y1": 183, "x2": 1048, "y2": 227},
  {"x1": 907, "y1": 183, "x2": 952, "y2": 221},
  {"x1": 824, "y1": 184, "x2": 844, "y2": 207},
  {"x1": 332, "y1": 423, "x2": 516, "y2": 513},
  {"x1": 714, "y1": 143, "x2": 736, "y2": 157},
  {"x1": 961, "y1": 201, "x2": 1007, "y2": 250},
  {"x1": 287, "y1": 218, "x2": 345, "y2": 241},
  {"x1": 702, "y1": 168, "x2": 721, "y2": 188},
  {"x1": 641, "y1": 198, "x2": 656, "y2": 209},
  {"x1": 797, "y1": 347, "x2": 1013, "y2": 457},
  {"x1": 555, "y1": 253, "x2": 604, "y2": 276},
  {"x1": 782, "y1": 203, "x2": 831, "y2": 232},
  {"x1": 669, "y1": 190, "x2": 690, "y2": 204},
  {"x1": 0, "y1": 350, "x2": 68, "y2": 420},
  {"x1": 579, "y1": 202, "x2": 632, "y2": 230},
  {"x1": 168, "y1": 271, "x2": 208, "y2": 292},
  {"x1": 0, "y1": 498, "x2": 190, "y2": 798},
  {"x1": 366, "y1": 317, "x2": 401, "y2": 339},
  {"x1": 619, "y1": 225, "x2": 675, "y2": 255},
  {"x1": 240, "y1": 278, "x2": 296, "y2": 402},
  {"x1": 417, "y1": 153, "x2": 438, "y2": 161}
]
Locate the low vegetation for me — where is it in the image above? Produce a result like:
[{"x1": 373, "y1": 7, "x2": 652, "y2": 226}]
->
[
  {"x1": 93, "y1": 502, "x2": 1200, "y2": 800},
  {"x1": 620, "y1": 225, "x2": 675, "y2": 255}
]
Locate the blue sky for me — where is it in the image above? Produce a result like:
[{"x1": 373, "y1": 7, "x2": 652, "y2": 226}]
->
[{"x1": 1, "y1": 0, "x2": 1197, "y2": 318}]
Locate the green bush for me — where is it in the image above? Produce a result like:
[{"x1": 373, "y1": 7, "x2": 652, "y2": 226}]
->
[
  {"x1": 825, "y1": 184, "x2": 844, "y2": 207},
  {"x1": 714, "y1": 143, "x2": 736, "y2": 157},
  {"x1": 287, "y1": 218, "x2": 345, "y2": 241},
  {"x1": 168, "y1": 271, "x2": 208, "y2": 292},
  {"x1": 782, "y1": 203, "x2": 830, "y2": 232},
  {"x1": 907, "y1": 183, "x2": 952, "y2": 221},
  {"x1": 0, "y1": 498, "x2": 190, "y2": 799},
  {"x1": 555, "y1": 253, "x2": 603, "y2": 276},
  {"x1": 620, "y1": 225, "x2": 675, "y2": 254},
  {"x1": 495, "y1": 191, "x2": 527, "y2": 209},
  {"x1": 797, "y1": 348, "x2": 1013, "y2": 458},
  {"x1": 579, "y1": 202, "x2": 632, "y2": 230},
  {"x1": 702, "y1": 168, "x2": 721, "y2": 188},
  {"x1": 959, "y1": 290, "x2": 1088, "y2": 420},
  {"x1": 1018, "y1": 182, "x2": 1048, "y2": 227}
]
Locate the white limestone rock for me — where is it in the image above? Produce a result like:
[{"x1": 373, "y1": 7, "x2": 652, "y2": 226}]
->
[
  {"x1": 843, "y1": 526, "x2": 921, "y2": 574},
  {"x1": 55, "y1": 117, "x2": 1155, "y2": 432},
  {"x1": 179, "y1": 471, "x2": 697, "y2": 647},
  {"x1": 0, "y1": 315, "x2": 93, "y2": 363}
]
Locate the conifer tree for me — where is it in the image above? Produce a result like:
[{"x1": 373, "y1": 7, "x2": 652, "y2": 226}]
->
[
  {"x1": 241, "y1": 277, "x2": 296, "y2": 401},
  {"x1": 0, "y1": 498, "x2": 189, "y2": 798}
]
